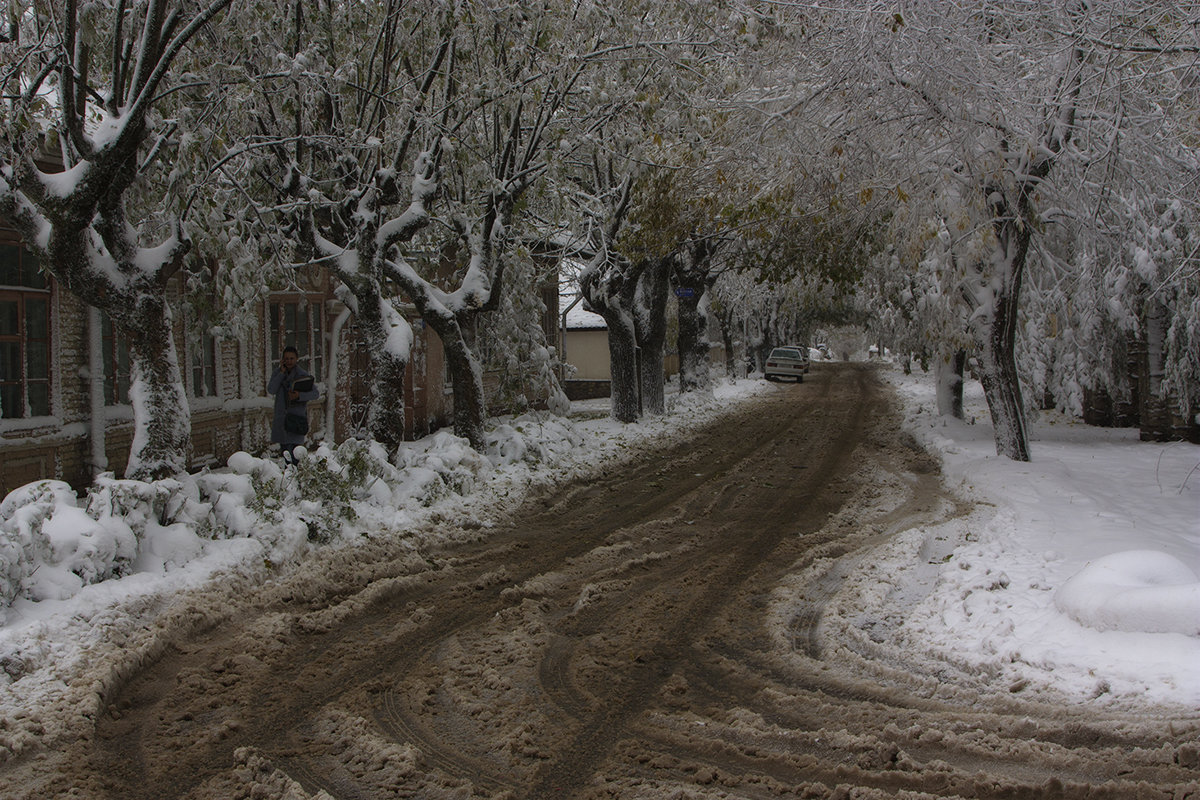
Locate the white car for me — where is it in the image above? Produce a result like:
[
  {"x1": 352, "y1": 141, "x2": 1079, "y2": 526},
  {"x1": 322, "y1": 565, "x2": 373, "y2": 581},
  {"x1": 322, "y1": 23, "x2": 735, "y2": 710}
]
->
[{"x1": 764, "y1": 346, "x2": 809, "y2": 382}]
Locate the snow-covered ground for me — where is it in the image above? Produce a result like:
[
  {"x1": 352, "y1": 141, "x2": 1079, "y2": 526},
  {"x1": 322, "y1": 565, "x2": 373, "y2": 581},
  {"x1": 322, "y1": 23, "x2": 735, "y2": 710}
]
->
[
  {"x1": 0, "y1": 362, "x2": 1197, "y2": 753},
  {"x1": 880, "y1": 367, "x2": 1200, "y2": 707}
]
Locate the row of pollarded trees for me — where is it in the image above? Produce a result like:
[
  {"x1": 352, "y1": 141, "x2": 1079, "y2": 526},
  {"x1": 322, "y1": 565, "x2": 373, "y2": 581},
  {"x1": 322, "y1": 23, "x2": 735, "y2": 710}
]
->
[
  {"x1": 575, "y1": 168, "x2": 872, "y2": 423},
  {"x1": 572, "y1": 72, "x2": 879, "y2": 423},
  {"x1": 742, "y1": 0, "x2": 1200, "y2": 457},
  {"x1": 2, "y1": 0, "x2": 1194, "y2": 484},
  {"x1": 0, "y1": 0, "x2": 732, "y2": 479}
]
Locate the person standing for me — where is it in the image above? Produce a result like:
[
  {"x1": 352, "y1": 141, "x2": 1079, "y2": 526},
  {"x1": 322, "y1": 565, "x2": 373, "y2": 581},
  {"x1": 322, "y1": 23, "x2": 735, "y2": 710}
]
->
[{"x1": 268, "y1": 345, "x2": 319, "y2": 462}]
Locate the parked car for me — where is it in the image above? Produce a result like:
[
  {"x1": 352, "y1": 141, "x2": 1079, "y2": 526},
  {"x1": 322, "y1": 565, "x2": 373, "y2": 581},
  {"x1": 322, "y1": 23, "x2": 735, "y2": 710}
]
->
[
  {"x1": 783, "y1": 345, "x2": 812, "y2": 371},
  {"x1": 764, "y1": 346, "x2": 809, "y2": 382}
]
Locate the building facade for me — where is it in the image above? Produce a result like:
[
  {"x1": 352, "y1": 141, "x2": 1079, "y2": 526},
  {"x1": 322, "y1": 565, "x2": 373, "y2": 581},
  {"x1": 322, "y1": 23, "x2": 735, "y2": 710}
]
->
[{"x1": 0, "y1": 222, "x2": 453, "y2": 496}]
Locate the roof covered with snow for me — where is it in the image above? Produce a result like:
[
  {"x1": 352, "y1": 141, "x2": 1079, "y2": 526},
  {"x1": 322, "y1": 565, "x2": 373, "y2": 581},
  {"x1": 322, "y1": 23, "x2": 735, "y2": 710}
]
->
[{"x1": 560, "y1": 291, "x2": 606, "y2": 330}]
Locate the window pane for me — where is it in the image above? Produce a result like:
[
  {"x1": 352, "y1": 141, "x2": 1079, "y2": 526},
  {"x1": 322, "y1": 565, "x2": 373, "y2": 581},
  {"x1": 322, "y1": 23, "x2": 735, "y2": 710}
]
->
[
  {"x1": 0, "y1": 300, "x2": 17, "y2": 336},
  {"x1": 27, "y1": 341, "x2": 47, "y2": 379},
  {"x1": 0, "y1": 341, "x2": 18, "y2": 379},
  {"x1": 103, "y1": 325, "x2": 116, "y2": 402},
  {"x1": 0, "y1": 383, "x2": 20, "y2": 418},
  {"x1": 284, "y1": 304, "x2": 298, "y2": 347},
  {"x1": 191, "y1": 340, "x2": 202, "y2": 396},
  {"x1": 23, "y1": 252, "x2": 44, "y2": 290},
  {"x1": 204, "y1": 338, "x2": 217, "y2": 396},
  {"x1": 117, "y1": 344, "x2": 130, "y2": 404},
  {"x1": 27, "y1": 382, "x2": 48, "y2": 416},
  {"x1": 26, "y1": 298, "x2": 47, "y2": 338},
  {"x1": 0, "y1": 246, "x2": 19, "y2": 286},
  {"x1": 102, "y1": 316, "x2": 132, "y2": 405},
  {"x1": 191, "y1": 335, "x2": 217, "y2": 398},
  {"x1": 310, "y1": 306, "x2": 322, "y2": 378}
]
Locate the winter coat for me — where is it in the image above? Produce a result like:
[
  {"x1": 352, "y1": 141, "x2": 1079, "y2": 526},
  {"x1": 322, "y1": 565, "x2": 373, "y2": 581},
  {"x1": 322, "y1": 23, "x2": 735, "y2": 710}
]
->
[{"x1": 268, "y1": 366, "x2": 319, "y2": 445}]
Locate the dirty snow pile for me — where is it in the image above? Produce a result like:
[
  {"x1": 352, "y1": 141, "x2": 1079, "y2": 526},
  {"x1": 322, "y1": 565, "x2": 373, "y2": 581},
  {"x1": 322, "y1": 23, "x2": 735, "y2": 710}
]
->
[
  {"x1": 0, "y1": 380, "x2": 769, "y2": 716},
  {"x1": 0, "y1": 426, "x2": 559, "y2": 613},
  {"x1": 880, "y1": 368, "x2": 1200, "y2": 706}
]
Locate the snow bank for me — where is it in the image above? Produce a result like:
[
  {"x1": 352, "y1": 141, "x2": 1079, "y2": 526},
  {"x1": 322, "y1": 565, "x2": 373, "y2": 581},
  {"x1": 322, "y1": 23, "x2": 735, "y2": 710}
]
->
[
  {"x1": 0, "y1": 414, "x2": 591, "y2": 619},
  {"x1": 0, "y1": 379, "x2": 769, "y2": 626},
  {"x1": 0, "y1": 476, "x2": 212, "y2": 610},
  {"x1": 882, "y1": 365, "x2": 1200, "y2": 705},
  {"x1": 1055, "y1": 550, "x2": 1200, "y2": 636}
]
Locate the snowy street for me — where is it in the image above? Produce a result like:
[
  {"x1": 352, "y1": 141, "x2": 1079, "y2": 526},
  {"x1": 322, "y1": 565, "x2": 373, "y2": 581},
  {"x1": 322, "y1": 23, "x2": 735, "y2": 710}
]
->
[
  {"x1": 3, "y1": 363, "x2": 1195, "y2": 799},
  {"x1": 4, "y1": 2, "x2": 1199, "y2": 796}
]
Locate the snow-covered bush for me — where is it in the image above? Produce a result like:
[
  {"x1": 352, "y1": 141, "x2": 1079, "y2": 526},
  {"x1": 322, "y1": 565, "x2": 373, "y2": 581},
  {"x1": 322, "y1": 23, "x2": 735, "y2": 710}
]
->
[
  {"x1": 285, "y1": 441, "x2": 386, "y2": 543},
  {"x1": 0, "y1": 481, "x2": 81, "y2": 607},
  {"x1": 0, "y1": 413, "x2": 591, "y2": 613},
  {"x1": 393, "y1": 431, "x2": 488, "y2": 506},
  {"x1": 0, "y1": 476, "x2": 215, "y2": 612},
  {"x1": 487, "y1": 413, "x2": 586, "y2": 466}
]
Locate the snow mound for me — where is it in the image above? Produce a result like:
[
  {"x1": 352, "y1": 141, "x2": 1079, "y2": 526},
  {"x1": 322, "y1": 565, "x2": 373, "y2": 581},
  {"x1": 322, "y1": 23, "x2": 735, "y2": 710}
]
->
[
  {"x1": 0, "y1": 410, "x2": 599, "y2": 615},
  {"x1": 1055, "y1": 550, "x2": 1200, "y2": 636}
]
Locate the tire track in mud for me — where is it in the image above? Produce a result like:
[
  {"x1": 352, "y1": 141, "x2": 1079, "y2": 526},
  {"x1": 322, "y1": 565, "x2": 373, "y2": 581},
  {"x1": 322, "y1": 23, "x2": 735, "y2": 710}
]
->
[
  {"x1": 66, "y1": 367, "x2": 850, "y2": 799},
  {"x1": 8, "y1": 364, "x2": 1198, "y2": 799},
  {"x1": 518, "y1": 368, "x2": 880, "y2": 796}
]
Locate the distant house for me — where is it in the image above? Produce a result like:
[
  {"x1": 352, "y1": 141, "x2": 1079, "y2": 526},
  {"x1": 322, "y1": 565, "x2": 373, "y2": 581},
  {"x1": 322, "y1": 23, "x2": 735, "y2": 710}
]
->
[
  {"x1": 0, "y1": 218, "x2": 456, "y2": 496},
  {"x1": 556, "y1": 283, "x2": 744, "y2": 401},
  {"x1": 558, "y1": 290, "x2": 611, "y2": 400}
]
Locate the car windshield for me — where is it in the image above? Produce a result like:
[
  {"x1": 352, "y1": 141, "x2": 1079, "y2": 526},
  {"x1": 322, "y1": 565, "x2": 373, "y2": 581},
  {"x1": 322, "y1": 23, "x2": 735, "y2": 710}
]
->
[{"x1": 769, "y1": 348, "x2": 802, "y2": 359}]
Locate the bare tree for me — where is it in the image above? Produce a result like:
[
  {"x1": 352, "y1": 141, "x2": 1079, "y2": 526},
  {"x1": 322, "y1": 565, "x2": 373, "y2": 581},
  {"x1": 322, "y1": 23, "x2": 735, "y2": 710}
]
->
[
  {"x1": 1, "y1": 0, "x2": 233, "y2": 479},
  {"x1": 818, "y1": 1, "x2": 1199, "y2": 458}
]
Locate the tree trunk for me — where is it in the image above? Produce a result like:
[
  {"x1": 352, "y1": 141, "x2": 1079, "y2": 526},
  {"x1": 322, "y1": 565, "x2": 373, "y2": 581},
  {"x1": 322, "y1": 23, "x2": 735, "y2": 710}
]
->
[
  {"x1": 676, "y1": 288, "x2": 710, "y2": 394},
  {"x1": 605, "y1": 311, "x2": 640, "y2": 423},
  {"x1": 972, "y1": 171, "x2": 1043, "y2": 462},
  {"x1": 116, "y1": 294, "x2": 191, "y2": 481},
  {"x1": 709, "y1": 300, "x2": 741, "y2": 380},
  {"x1": 978, "y1": 337, "x2": 1029, "y2": 460},
  {"x1": 972, "y1": 43, "x2": 1078, "y2": 460},
  {"x1": 365, "y1": 350, "x2": 409, "y2": 455},
  {"x1": 978, "y1": 239, "x2": 1030, "y2": 461},
  {"x1": 935, "y1": 349, "x2": 966, "y2": 419},
  {"x1": 1137, "y1": 296, "x2": 1173, "y2": 442},
  {"x1": 580, "y1": 251, "x2": 644, "y2": 424},
  {"x1": 43, "y1": 231, "x2": 195, "y2": 480},
  {"x1": 638, "y1": 350, "x2": 663, "y2": 416},
  {"x1": 721, "y1": 325, "x2": 738, "y2": 379},
  {"x1": 446, "y1": 330, "x2": 488, "y2": 451},
  {"x1": 422, "y1": 311, "x2": 487, "y2": 450},
  {"x1": 634, "y1": 258, "x2": 670, "y2": 416},
  {"x1": 349, "y1": 290, "x2": 411, "y2": 455}
]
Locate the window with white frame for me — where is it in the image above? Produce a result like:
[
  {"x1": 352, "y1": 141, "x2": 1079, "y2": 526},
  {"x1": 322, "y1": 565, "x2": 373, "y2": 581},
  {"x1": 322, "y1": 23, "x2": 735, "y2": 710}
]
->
[
  {"x1": 190, "y1": 332, "x2": 218, "y2": 399},
  {"x1": 0, "y1": 242, "x2": 51, "y2": 419},
  {"x1": 100, "y1": 315, "x2": 132, "y2": 406},
  {"x1": 269, "y1": 297, "x2": 324, "y2": 380}
]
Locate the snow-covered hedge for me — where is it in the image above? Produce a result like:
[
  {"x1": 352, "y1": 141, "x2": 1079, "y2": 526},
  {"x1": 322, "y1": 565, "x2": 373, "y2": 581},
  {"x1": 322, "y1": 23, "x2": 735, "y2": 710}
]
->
[
  {"x1": 0, "y1": 413, "x2": 584, "y2": 616},
  {"x1": 0, "y1": 476, "x2": 215, "y2": 607}
]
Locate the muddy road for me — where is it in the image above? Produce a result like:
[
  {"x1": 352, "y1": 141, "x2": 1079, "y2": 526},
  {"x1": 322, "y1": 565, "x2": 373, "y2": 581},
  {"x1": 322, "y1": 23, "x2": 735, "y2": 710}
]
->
[{"x1": 7, "y1": 363, "x2": 1199, "y2": 799}]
